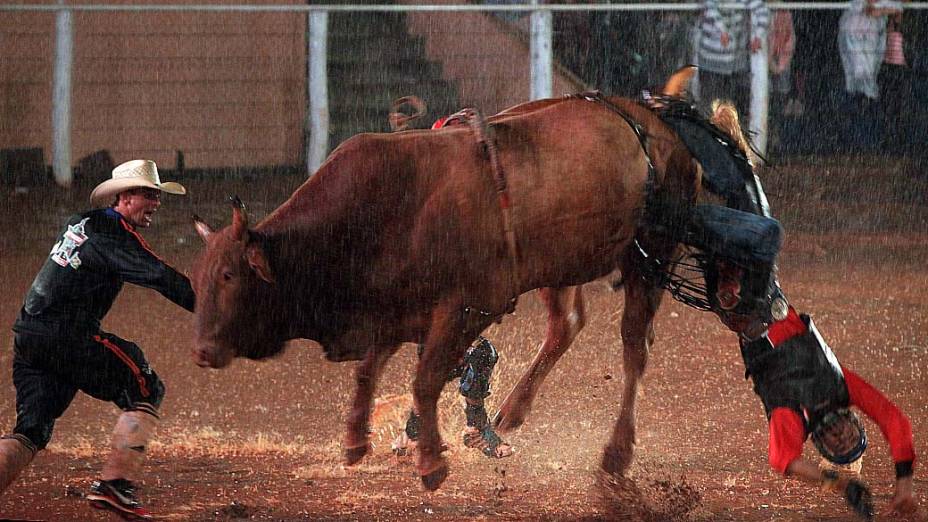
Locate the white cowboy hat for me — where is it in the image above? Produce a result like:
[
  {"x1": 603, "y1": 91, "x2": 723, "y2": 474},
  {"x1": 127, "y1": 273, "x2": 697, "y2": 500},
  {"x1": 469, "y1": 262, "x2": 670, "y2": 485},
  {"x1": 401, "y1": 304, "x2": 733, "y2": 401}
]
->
[{"x1": 90, "y1": 159, "x2": 186, "y2": 207}]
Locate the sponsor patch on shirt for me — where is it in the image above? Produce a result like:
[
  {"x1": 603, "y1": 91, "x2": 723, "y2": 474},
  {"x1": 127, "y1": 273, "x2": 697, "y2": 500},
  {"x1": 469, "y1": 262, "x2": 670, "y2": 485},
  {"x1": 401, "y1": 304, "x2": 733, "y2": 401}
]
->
[{"x1": 50, "y1": 217, "x2": 89, "y2": 269}]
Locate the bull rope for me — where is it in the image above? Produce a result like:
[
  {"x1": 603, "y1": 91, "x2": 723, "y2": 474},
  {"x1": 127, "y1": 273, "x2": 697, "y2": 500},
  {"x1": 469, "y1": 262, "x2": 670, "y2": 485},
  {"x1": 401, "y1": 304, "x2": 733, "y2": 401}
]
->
[
  {"x1": 456, "y1": 107, "x2": 521, "y2": 314},
  {"x1": 569, "y1": 91, "x2": 657, "y2": 195}
]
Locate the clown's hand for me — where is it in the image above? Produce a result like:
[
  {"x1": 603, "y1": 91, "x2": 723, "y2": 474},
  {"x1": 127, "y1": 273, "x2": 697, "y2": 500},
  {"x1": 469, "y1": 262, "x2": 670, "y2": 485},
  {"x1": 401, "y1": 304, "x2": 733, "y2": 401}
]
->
[{"x1": 884, "y1": 476, "x2": 918, "y2": 517}]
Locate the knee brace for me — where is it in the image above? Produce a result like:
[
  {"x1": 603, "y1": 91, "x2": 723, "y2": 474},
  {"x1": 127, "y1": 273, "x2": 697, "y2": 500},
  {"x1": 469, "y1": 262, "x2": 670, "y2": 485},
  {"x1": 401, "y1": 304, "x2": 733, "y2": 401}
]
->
[
  {"x1": 102, "y1": 405, "x2": 159, "y2": 482},
  {"x1": 459, "y1": 336, "x2": 498, "y2": 402},
  {"x1": 464, "y1": 400, "x2": 490, "y2": 430},
  {"x1": 404, "y1": 410, "x2": 420, "y2": 440},
  {"x1": 115, "y1": 406, "x2": 159, "y2": 453}
]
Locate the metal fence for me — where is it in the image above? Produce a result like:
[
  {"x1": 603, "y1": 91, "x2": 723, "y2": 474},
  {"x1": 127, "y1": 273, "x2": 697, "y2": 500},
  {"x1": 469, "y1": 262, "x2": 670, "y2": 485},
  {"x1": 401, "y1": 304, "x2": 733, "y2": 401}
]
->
[{"x1": 1, "y1": 2, "x2": 925, "y2": 187}]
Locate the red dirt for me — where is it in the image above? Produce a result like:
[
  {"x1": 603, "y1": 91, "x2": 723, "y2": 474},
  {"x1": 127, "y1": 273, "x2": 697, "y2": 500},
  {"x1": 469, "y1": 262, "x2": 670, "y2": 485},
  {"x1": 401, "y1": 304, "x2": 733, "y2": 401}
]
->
[{"x1": 1, "y1": 159, "x2": 926, "y2": 521}]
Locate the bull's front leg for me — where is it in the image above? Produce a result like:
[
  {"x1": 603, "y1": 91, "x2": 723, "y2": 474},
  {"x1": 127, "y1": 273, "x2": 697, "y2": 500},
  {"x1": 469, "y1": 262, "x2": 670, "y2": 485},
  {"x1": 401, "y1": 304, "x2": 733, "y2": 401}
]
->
[
  {"x1": 493, "y1": 285, "x2": 586, "y2": 432},
  {"x1": 602, "y1": 270, "x2": 663, "y2": 477},
  {"x1": 414, "y1": 302, "x2": 474, "y2": 491},
  {"x1": 345, "y1": 344, "x2": 399, "y2": 465}
]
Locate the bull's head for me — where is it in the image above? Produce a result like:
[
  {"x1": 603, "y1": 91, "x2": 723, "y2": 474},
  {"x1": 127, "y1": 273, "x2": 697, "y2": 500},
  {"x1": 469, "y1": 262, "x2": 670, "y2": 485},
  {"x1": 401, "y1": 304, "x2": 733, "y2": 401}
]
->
[{"x1": 190, "y1": 197, "x2": 283, "y2": 368}]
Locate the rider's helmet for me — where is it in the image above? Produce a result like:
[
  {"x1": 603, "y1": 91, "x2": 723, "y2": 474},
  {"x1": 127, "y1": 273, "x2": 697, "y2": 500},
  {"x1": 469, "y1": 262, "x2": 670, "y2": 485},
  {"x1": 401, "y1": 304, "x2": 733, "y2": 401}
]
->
[{"x1": 811, "y1": 408, "x2": 868, "y2": 465}]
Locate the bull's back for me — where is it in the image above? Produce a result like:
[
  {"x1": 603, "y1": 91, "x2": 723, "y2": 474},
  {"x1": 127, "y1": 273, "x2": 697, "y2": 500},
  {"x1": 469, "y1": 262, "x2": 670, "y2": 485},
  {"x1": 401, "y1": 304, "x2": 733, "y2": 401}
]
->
[{"x1": 495, "y1": 99, "x2": 653, "y2": 287}]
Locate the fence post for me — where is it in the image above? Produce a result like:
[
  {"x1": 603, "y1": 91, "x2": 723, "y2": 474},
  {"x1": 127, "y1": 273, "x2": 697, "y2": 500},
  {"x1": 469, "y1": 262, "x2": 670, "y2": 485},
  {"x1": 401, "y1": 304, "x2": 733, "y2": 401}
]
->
[
  {"x1": 749, "y1": 39, "x2": 769, "y2": 157},
  {"x1": 530, "y1": 4, "x2": 552, "y2": 100},
  {"x1": 307, "y1": 10, "x2": 329, "y2": 176},
  {"x1": 52, "y1": 0, "x2": 73, "y2": 187}
]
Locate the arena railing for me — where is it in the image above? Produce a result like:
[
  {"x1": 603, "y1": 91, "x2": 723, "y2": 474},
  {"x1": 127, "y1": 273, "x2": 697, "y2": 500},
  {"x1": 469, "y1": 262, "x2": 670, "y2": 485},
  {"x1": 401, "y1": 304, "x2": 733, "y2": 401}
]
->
[{"x1": 2, "y1": 3, "x2": 925, "y2": 185}]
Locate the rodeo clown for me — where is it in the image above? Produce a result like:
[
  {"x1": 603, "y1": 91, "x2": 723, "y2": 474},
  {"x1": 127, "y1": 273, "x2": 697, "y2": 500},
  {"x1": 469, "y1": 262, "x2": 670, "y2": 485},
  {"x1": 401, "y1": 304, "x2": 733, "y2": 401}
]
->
[
  {"x1": 0, "y1": 160, "x2": 195, "y2": 520},
  {"x1": 391, "y1": 335, "x2": 513, "y2": 459},
  {"x1": 650, "y1": 92, "x2": 917, "y2": 520}
]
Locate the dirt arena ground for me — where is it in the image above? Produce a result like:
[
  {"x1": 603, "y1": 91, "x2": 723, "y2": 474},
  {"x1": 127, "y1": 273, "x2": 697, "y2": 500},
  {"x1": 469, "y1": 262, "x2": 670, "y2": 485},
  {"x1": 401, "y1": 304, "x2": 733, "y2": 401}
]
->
[{"x1": 1, "y1": 156, "x2": 926, "y2": 521}]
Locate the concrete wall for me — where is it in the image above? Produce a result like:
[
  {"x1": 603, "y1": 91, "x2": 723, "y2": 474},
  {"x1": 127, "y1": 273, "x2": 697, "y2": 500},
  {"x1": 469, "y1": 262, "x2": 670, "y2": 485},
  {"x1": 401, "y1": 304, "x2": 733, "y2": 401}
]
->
[
  {"x1": 402, "y1": 0, "x2": 586, "y2": 115},
  {"x1": 0, "y1": 2, "x2": 584, "y2": 172},
  {"x1": 0, "y1": 0, "x2": 306, "y2": 170}
]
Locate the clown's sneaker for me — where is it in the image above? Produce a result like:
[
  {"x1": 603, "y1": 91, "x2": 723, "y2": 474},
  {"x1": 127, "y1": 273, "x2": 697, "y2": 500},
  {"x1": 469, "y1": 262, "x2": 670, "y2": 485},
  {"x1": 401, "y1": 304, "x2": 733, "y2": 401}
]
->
[{"x1": 87, "y1": 479, "x2": 153, "y2": 520}]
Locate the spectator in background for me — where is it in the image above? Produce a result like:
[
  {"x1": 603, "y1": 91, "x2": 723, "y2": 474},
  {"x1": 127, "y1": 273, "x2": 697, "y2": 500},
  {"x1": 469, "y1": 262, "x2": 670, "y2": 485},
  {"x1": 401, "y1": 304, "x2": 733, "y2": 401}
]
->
[
  {"x1": 695, "y1": 0, "x2": 770, "y2": 116},
  {"x1": 879, "y1": 6, "x2": 912, "y2": 153},
  {"x1": 838, "y1": 0, "x2": 902, "y2": 150},
  {"x1": 651, "y1": 11, "x2": 696, "y2": 87},
  {"x1": 839, "y1": 0, "x2": 902, "y2": 100},
  {"x1": 589, "y1": 11, "x2": 625, "y2": 94},
  {"x1": 769, "y1": 10, "x2": 797, "y2": 106},
  {"x1": 553, "y1": 10, "x2": 593, "y2": 86},
  {"x1": 767, "y1": 9, "x2": 798, "y2": 153}
]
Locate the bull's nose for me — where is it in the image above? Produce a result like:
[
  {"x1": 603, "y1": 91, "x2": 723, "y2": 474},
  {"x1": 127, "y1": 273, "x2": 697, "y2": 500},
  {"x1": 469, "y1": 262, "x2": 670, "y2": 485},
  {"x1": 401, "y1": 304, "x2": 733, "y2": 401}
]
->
[
  {"x1": 193, "y1": 344, "x2": 232, "y2": 368},
  {"x1": 193, "y1": 346, "x2": 218, "y2": 368}
]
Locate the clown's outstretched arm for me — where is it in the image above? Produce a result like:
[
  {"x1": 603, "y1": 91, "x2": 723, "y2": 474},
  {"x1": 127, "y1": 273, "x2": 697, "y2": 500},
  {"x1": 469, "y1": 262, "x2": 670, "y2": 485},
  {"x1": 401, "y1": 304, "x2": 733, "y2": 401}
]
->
[{"x1": 842, "y1": 367, "x2": 917, "y2": 516}]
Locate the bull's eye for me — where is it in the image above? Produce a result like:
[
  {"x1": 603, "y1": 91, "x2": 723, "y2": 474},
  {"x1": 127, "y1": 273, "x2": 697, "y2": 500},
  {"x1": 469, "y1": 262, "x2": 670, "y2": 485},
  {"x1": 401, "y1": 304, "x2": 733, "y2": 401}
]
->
[{"x1": 222, "y1": 271, "x2": 234, "y2": 281}]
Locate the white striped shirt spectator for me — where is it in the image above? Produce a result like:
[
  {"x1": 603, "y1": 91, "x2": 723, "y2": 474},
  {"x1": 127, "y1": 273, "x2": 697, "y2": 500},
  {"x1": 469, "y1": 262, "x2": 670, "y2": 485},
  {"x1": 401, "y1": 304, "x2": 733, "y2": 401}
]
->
[{"x1": 697, "y1": 0, "x2": 770, "y2": 75}]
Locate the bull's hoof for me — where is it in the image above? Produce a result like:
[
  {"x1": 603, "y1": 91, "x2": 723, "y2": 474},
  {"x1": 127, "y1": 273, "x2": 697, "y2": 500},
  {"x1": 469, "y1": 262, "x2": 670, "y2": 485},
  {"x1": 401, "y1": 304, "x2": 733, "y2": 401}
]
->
[
  {"x1": 600, "y1": 444, "x2": 633, "y2": 477},
  {"x1": 420, "y1": 463, "x2": 449, "y2": 491},
  {"x1": 344, "y1": 443, "x2": 371, "y2": 466}
]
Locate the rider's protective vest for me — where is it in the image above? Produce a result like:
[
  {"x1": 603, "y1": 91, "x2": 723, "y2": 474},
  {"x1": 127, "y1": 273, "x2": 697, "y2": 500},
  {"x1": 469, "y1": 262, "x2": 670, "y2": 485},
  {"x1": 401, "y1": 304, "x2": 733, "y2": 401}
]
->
[
  {"x1": 740, "y1": 314, "x2": 849, "y2": 428},
  {"x1": 657, "y1": 101, "x2": 769, "y2": 216}
]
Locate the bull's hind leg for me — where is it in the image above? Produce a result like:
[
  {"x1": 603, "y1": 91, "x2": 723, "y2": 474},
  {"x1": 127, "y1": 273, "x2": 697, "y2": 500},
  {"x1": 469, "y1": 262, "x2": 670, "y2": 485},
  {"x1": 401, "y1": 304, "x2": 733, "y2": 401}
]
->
[
  {"x1": 345, "y1": 344, "x2": 400, "y2": 465},
  {"x1": 602, "y1": 266, "x2": 663, "y2": 477},
  {"x1": 493, "y1": 285, "x2": 586, "y2": 432}
]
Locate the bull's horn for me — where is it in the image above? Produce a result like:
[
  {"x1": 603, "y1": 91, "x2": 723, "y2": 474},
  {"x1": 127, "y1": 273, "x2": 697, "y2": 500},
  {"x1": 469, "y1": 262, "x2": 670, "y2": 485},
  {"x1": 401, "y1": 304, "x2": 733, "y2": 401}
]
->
[
  {"x1": 192, "y1": 214, "x2": 213, "y2": 243},
  {"x1": 229, "y1": 196, "x2": 248, "y2": 241},
  {"x1": 660, "y1": 65, "x2": 697, "y2": 97}
]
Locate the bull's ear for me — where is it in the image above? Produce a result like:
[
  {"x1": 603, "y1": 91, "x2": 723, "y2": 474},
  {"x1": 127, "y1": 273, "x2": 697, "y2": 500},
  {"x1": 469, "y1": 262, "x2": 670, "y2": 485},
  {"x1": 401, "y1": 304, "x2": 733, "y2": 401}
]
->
[
  {"x1": 230, "y1": 196, "x2": 248, "y2": 242},
  {"x1": 245, "y1": 243, "x2": 275, "y2": 284},
  {"x1": 192, "y1": 214, "x2": 213, "y2": 243}
]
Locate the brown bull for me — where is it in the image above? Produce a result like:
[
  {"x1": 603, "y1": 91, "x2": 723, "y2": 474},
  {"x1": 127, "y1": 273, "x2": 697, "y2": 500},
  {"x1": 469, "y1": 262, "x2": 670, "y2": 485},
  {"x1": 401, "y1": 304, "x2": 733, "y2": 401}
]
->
[
  {"x1": 190, "y1": 91, "x2": 699, "y2": 490},
  {"x1": 490, "y1": 84, "x2": 753, "y2": 458}
]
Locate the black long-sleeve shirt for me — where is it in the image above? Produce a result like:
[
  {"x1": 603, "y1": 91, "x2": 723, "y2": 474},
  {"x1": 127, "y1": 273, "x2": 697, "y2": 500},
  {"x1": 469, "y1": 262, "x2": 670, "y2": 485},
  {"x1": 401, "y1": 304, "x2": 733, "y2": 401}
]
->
[{"x1": 13, "y1": 208, "x2": 195, "y2": 339}]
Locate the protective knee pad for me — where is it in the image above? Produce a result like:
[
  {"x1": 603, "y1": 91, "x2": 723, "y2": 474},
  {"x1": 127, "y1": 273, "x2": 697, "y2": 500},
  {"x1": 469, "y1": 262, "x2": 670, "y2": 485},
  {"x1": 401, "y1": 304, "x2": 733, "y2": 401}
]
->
[
  {"x1": 459, "y1": 337, "x2": 498, "y2": 401},
  {"x1": 102, "y1": 407, "x2": 159, "y2": 482},
  {"x1": 115, "y1": 407, "x2": 159, "y2": 452}
]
